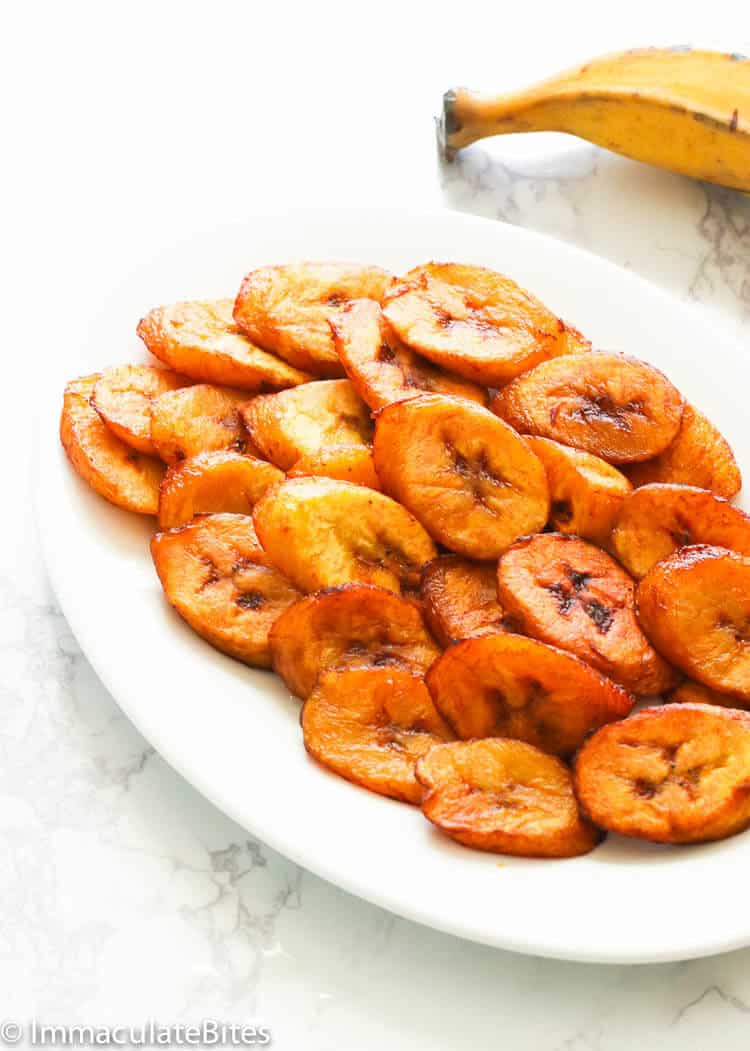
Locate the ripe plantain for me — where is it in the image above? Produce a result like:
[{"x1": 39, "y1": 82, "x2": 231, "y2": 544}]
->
[
  {"x1": 525, "y1": 436, "x2": 631, "y2": 546},
  {"x1": 157, "y1": 450, "x2": 283, "y2": 529},
  {"x1": 420, "y1": 556, "x2": 509, "y2": 646},
  {"x1": 498, "y1": 533, "x2": 676, "y2": 694},
  {"x1": 441, "y1": 49, "x2": 750, "y2": 195},
  {"x1": 288, "y1": 444, "x2": 382, "y2": 490},
  {"x1": 302, "y1": 667, "x2": 453, "y2": 803},
  {"x1": 150, "y1": 383, "x2": 250, "y2": 464},
  {"x1": 426, "y1": 633, "x2": 632, "y2": 756},
  {"x1": 383, "y1": 263, "x2": 589, "y2": 387},
  {"x1": 234, "y1": 262, "x2": 393, "y2": 377},
  {"x1": 373, "y1": 393, "x2": 549, "y2": 559},
  {"x1": 252, "y1": 476, "x2": 437, "y2": 595},
  {"x1": 60, "y1": 374, "x2": 164, "y2": 514},
  {"x1": 625, "y1": 403, "x2": 741, "y2": 499},
  {"x1": 269, "y1": 584, "x2": 441, "y2": 698},
  {"x1": 330, "y1": 298, "x2": 487, "y2": 409},
  {"x1": 492, "y1": 352, "x2": 683, "y2": 464},
  {"x1": 574, "y1": 704, "x2": 750, "y2": 844},
  {"x1": 611, "y1": 483, "x2": 750, "y2": 579},
  {"x1": 240, "y1": 379, "x2": 372, "y2": 471},
  {"x1": 637, "y1": 545, "x2": 750, "y2": 702},
  {"x1": 92, "y1": 364, "x2": 189, "y2": 456},
  {"x1": 666, "y1": 679, "x2": 747, "y2": 710},
  {"x1": 151, "y1": 513, "x2": 301, "y2": 667},
  {"x1": 416, "y1": 739, "x2": 601, "y2": 858}
]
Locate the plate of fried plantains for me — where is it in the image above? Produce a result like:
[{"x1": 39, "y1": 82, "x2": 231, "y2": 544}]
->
[{"x1": 36, "y1": 207, "x2": 750, "y2": 963}]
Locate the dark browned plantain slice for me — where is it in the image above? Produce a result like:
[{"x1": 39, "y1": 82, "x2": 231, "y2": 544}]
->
[
  {"x1": 158, "y1": 450, "x2": 283, "y2": 529},
  {"x1": 287, "y1": 444, "x2": 382, "y2": 490},
  {"x1": 420, "y1": 556, "x2": 509, "y2": 646},
  {"x1": 92, "y1": 364, "x2": 190, "y2": 455},
  {"x1": 150, "y1": 383, "x2": 250, "y2": 464}
]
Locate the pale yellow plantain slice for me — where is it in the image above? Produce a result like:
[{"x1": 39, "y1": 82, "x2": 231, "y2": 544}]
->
[
  {"x1": 150, "y1": 383, "x2": 250, "y2": 464},
  {"x1": 269, "y1": 583, "x2": 441, "y2": 698},
  {"x1": 60, "y1": 374, "x2": 164, "y2": 514},
  {"x1": 253, "y1": 476, "x2": 437, "y2": 595},
  {"x1": 302, "y1": 667, "x2": 453, "y2": 803},
  {"x1": 491, "y1": 352, "x2": 684, "y2": 463},
  {"x1": 420, "y1": 555, "x2": 510, "y2": 646},
  {"x1": 137, "y1": 298, "x2": 310, "y2": 391},
  {"x1": 330, "y1": 298, "x2": 487, "y2": 409},
  {"x1": 525, "y1": 436, "x2": 631, "y2": 546},
  {"x1": 382, "y1": 262, "x2": 590, "y2": 386},
  {"x1": 574, "y1": 704, "x2": 750, "y2": 844},
  {"x1": 157, "y1": 450, "x2": 283, "y2": 529},
  {"x1": 240, "y1": 379, "x2": 372, "y2": 471},
  {"x1": 611, "y1": 483, "x2": 750, "y2": 578},
  {"x1": 637, "y1": 545, "x2": 750, "y2": 702},
  {"x1": 498, "y1": 532, "x2": 677, "y2": 694},
  {"x1": 287, "y1": 444, "x2": 382, "y2": 490},
  {"x1": 373, "y1": 393, "x2": 549, "y2": 559},
  {"x1": 625, "y1": 403, "x2": 741, "y2": 499},
  {"x1": 426, "y1": 633, "x2": 632, "y2": 756},
  {"x1": 234, "y1": 262, "x2": 393, "y2": 377},
  {"x1": 416, "y1": 739, "x2": 601, "y2": 858},
  {"x1": 92, "y1": 364, "x2": 190, "y2": 455},
  {"x1": 150, "y1": 513, "x2": 300, "y2": 667}
]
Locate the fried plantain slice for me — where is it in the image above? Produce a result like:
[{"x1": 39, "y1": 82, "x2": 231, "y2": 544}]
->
[
  {"x1": 158, "y1": 450, "x2": 283, "y2": 529},
  {"x1": 287, "y1": 444, "x2": 382, "y2": 490},
  {"x1": 625, "y1": 403, "x2": 741, "y2": 499},
  {"x1": 637, "y1": 545, "x2": 750, "y2": 701},
  {"x1": 234, "y1": 262, "x2": 393, "y2": 377},
  {"x1": 60, "y1": 374, "x2": 164, "y2": 514},
  {"x1": 665, "y1": 680, "x2": 748, "y2": 709},
  {"x1": 574, "y1": 704, "x2": 750, "y2": 844},
  {"x1": 253, "y1": 476, "x2": 437, "y2": 594},
  {"x1": 137, "y1": 299, "x2": 311, "y2": 392},
  {"x1": 420, "y1": 556, "x2": 510, "y2": 646},
  {"x1": 498, "y1": 533, "x2": 677, "y2": 694},
  {"x1": 611, "y1": 483, "x2": 750, "y2": 579},
  {"x1": 373, "y1": 394, "x2": 549, "y2": 559},
  {"x1": 240, "y1": 379, "x2": 372, "y2": 471},
  {"x1": 330, "y1": 298, "x2": 487, "y2": 410},
  {"x1": 150, "y1": 383, "x2": 250, "y2": 464},
  {"x1": 416, "y1": 739, "x2": 600, "y2": 857},
  {"x1": 302, "y1": 667, "x2": 453, "y2": 803},
  {"x1": 92, "y1": 364, "x2": 190, "y2": 455},
  {"x1": 382, "y1": 262, "x2": 590, "y2": 387},
  {"x1": 269, "y1": 584, "x2": 441, "y2": 697},
  {"x1": 491, "y1": 352, "x2": 684, "y2": 464},
  {"x1": 150, "y1": 512, "x2": 300, "y2": 667},
  {"x1": 426, "y1": 633, "x2": 632, "y2": 756},
  {"x1": 525, "y1": 436, "x2": 632, "y2": 546}
]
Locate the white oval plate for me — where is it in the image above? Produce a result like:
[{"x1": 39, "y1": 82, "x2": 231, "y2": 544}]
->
[{"x1": 35, "y1": 207, "x2": 750, "y2": 964}]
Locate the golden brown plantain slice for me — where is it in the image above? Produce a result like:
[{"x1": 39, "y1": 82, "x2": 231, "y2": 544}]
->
[
  {"x1": 269, "y1": 583, "x2": 441, "y2": 697},
  {"x1": 498, "y1": 533, "x2": 676, "y2": 694},
  {"x1": 625, "y1": 403, "x2": 741, "y2": 499},
  {"x1": 240, "y1": 379, "x2": 372, "y2": 471},
  {"x1": 330, "y1": 298, "x2": 487, "y2": 409},
  {"x1": 382, "y1": 262, "x2": 590, "y2": 387},
  {"x1": 637, "y1": 545, "x2": 750, "y2": 701},
  {"x1": 150, "y1": 383, "x2": 250, "y2": 464},
  {"x1": 302, "y1": 667, "x2": 453, "y2": 803},
  {"x1": 416, "y1": 739, "x2": 600, "y2": 858},
  {"x1": 525, "y1": 436, "x2": 632, "y2": 546},
  {"x1": 491, "y1": 352, "x2": 684, "y2": 463},
  {"x1": 426, "y1": 633, "x2": 632, "y2": 756},
  {"x1": 287, "y1": 444, "x2": 382, "y2": 490},
  {"x1": 611, "y1": 483, "x2": 750, "y2": 579},
  {"x1": 253, "y1": 476, "x2": 437, "y2": 594},
  {"x1": 373, "y1": 394, "x2": 549, "y2": 559},
  {"x1": 150, "y1": 513, "x2": 300, "y2": 667},
  {"x1": 60, "y1": 374, "x2": 164, "y2": 514},
  {"x1": 158, "y1": 450, "x2": 283, "y2": 529},
  {"x1": 137, "y1": 299, "x2": 311, "y2": 391},
  {"x1": 665, "y1": 680, "x2": 747, "y2": 709},
  {"x1": 234, "y1": 262, "x2": 393, "y2": 377},
  {"x1": 420, "y1": 556, "x2": 509, "y2": 646},
  {"x1": 574, "y1": 704, "x2": 750, "y2": 844},
  {"x1": 92, "y1": 364, "x2": 189, "y2": 455}
]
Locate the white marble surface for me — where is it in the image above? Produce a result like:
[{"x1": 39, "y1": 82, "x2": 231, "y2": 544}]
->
[{"x1": 5, "y1": 1, "x2": 750, "y2": 1046}]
